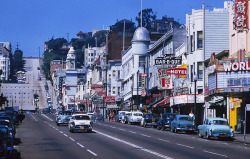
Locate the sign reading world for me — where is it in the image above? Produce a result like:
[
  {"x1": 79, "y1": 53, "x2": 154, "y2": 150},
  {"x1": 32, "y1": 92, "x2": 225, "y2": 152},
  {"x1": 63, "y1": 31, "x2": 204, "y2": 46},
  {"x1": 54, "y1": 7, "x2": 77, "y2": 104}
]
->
[
  {"x1": 155, "y1": 55, "x2": 182, "y2": 65},
  {"x1": 234, "y1": 0, "x2": 248, "y2": 31}
]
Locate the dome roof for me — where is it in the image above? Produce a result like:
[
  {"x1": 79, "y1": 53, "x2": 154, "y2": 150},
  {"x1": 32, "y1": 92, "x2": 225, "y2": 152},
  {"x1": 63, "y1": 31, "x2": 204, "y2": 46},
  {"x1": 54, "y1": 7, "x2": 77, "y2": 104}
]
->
[
  {"x1": 132, "y1": 27, "x2": 150, "y2": 42},
  {"x1": 67, "y1": 47, "x2": 75, "y2": 59}
]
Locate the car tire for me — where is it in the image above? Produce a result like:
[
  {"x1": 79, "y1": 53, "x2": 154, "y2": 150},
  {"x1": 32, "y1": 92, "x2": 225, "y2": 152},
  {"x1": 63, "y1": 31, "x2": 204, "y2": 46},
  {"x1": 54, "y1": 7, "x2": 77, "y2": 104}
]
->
[
  {"x1": 143, "y1": 123, "x2": 146, "y2": 128},
  {"x1": 57, "y1": 123, "x2": 60, "y2": 126},
  {"x1": 174, "y1": 127, "x2": 178, "y2": 133},
  {"x1": 161, "y1": 124, "x2": 165, "y2": 131},
  {"x1": 198, "y1": 131, "x2": 203, "y2": 138},
  {"x1": 206, "y1": 132, "x2": 210, "y2": 140},
  {"x1": 157, "y1": 125, "x2": 160, "y2": 130}
]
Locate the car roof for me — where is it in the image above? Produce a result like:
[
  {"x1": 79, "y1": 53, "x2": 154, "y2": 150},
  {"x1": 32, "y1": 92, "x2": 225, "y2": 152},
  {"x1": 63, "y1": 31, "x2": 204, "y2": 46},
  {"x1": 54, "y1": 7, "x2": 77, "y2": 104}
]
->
[
  {"x1": 0, "y1": 119, "x2": 10, "y2": 122},
  {"x1": 0, "y1": 125, "x2": 8, "y2": 128},
  {"x1": 176, "y1": 115, "x2": 191, "y2": 118},
  {"x1": 206, "y1": 117, "x2": 227, "y2": 121},
  {"x1": 163, "y1": 113, "x2": 176, "y2": 115},
  {"x1": 72, "y1": 114, "x2": 88, "y2": 116}
]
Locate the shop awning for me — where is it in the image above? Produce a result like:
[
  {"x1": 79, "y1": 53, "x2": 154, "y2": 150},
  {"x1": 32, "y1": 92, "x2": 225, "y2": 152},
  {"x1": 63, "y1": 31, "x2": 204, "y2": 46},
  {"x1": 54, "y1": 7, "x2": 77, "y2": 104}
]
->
[
  {"x1": 146, "y1": 97, "x2": 164, "y2": 109},
  {"x1": 153, "y1": 97, "x2": 171, "y2": 108}
]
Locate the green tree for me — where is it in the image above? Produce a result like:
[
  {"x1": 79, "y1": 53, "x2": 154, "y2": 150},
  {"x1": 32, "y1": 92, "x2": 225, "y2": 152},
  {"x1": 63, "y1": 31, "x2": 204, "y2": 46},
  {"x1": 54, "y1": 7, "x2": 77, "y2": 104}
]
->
[
  {"x1": 135, "y1": 8, "x2": 157, "y2": 31},
  {"x1": 13, "y1": 49, "x2": 25, "y2": 72},
  {"x1": 48, "y1": 38, "x2": 68, "y2": 51},
  {"x1": 93, "y1": 30, "x2": 108, "y2": 46}
]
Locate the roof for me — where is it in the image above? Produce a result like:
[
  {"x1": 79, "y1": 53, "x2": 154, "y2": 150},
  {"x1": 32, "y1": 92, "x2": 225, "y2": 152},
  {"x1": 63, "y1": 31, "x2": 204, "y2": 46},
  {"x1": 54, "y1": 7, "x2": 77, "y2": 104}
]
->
[
  {"x1": 176, "y1": 115, "x2": 191, "y2": 118},
  {"x1": 117, "y1": 19, "x2": 135, "y2": 24},
  {"x1": 206, "y1": 117, "x2": 227, "y2": 121},
  {"x1": 76, "y1": 31, "x2": 85, "y2": 35},
  {"x1": 132, "y1": 27, "x2": 150, "y2": 42}
]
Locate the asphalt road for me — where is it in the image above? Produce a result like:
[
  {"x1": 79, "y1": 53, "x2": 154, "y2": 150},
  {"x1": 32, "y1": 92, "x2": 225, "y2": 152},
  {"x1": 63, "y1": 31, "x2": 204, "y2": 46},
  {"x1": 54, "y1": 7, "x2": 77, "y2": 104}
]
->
[{"x1": 16, "y1": 114, "x2": 250, "y2": 159}]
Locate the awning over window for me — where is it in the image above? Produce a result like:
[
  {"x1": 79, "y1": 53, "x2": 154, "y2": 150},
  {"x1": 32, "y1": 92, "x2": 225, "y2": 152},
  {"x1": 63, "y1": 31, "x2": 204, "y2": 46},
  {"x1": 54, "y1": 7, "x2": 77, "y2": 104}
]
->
[
  {"x1": 153, "y1": 97, "x2": 171, "y2": 108},
  {"x1": 146, "y1": 97, "x2": 164, "y2": 109}
]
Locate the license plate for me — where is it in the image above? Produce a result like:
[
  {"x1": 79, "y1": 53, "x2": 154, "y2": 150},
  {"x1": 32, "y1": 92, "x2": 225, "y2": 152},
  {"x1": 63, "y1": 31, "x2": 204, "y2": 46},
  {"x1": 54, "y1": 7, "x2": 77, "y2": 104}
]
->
[
  {"x1": 65, "y1": 121, "x2": 68, "y2": 123},
  {"x1": 185, "y1": 126, "x2": 188, "y2": 128},
  {"x1": 137, "y1": 120, "x2": 140, "y2": 121},
  {"x1": 152, "y1": 122, "x2": 155, "y2": 123},
  {"x1": 220, "y1": 134, "x2": 224, "y2": 137},
  {"x1": 80, "y1": 127, "x2": 84, "y2": 130}
]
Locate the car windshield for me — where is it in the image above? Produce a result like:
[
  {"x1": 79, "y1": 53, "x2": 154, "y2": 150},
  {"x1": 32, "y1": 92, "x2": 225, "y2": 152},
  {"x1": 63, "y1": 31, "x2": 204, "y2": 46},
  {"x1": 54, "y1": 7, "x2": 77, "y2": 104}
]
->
[
  {"x1": 0, "y1": 128, "x2": 8, "y2": 134},
  {"x1": 133, "y1": 113, "x2": 142, "y2": 116},
  {"x1": 120, "y1": 112, "x2": 126, "y2": 115},
  {"x1": 0, "y1": 121, "x2": 10, "y2": 126},
  {"x1": 163, "y1": 114, "x2": 175, "y2": 119},
  {"x1": 74, "y1": 115, "x2": 90, "y2": 120},
  {"x1": 145, "y1": 114, "x2": 152, "y2": 118},
  {"x1": 209, "y1": 120, "x2": 228, "y2": 125},
  {"x1": 179, "y1": 117, "x2": 192, "y2": 121}
]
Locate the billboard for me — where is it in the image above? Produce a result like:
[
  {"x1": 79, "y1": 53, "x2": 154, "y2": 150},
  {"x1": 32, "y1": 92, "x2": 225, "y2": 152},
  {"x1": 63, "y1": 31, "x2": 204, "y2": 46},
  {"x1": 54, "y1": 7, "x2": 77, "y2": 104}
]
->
[{"x1": 174, "y1": 78, "x2": 190, "y2": 95}]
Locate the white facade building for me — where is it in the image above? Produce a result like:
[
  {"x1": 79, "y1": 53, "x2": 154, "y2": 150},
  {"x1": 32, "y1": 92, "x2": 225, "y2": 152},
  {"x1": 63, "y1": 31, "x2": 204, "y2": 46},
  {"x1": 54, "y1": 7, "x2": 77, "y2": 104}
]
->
[
  {"x1": 0, "y1": 42, "x2": 11, "y2": 81},
  {"x1": 84, "y1": 46, "x2": 105, "y2": 67},
  {"x1": 121, "y1": 27, "x2": 150, "y2": 110},
  {"x1": 186, "y1": 2, "x2": 232, "y2": 95}
]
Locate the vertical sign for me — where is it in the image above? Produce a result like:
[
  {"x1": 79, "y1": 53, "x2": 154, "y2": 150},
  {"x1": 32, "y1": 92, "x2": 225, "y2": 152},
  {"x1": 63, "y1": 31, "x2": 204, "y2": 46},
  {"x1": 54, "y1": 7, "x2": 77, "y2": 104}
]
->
[
  {"x1": 141, "y1": 73, "x2": 147, "y2": 96},
  {"x1": 59, "y1": 77, "x2": 63, "y2": 100},
  {"x1": 158, "y1": 69, "x2": 173, "y2": 90},
  {"x1": 234, "y1": 0, "x2": 248, "y2": 31}
]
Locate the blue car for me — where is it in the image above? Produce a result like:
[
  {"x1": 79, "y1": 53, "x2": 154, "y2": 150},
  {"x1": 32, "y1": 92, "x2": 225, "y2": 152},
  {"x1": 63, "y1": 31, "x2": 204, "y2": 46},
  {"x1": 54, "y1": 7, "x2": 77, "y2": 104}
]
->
[
  {"x1": 0, "y1": 125, "x2": 14, "y2": 156},
  {"x1": 197, "y1": 118, "x2": 234, "y2": 140},
  {"x1": 156, "y1": 113, "x2": 176, "y2": 130},
  {"x1": 56, "y1": 111, "x2": 72, "y2": 126},
  {"x1": 170, "y1": 115, "x2": 195, "y2": 133}
]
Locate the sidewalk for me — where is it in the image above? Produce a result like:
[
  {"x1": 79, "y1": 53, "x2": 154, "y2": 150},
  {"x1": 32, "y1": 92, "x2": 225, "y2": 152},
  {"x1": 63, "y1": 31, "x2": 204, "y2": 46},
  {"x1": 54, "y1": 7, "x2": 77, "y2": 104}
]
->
[{"x1": 234, "y1": 131, "x2": 250, "y2": 144}]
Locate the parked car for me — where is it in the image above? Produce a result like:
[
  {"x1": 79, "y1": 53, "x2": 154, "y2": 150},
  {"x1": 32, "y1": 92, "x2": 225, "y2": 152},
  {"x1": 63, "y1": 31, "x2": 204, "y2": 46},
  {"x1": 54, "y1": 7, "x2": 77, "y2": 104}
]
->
[
  {"x1": 0, "y1": 125, "x2": 14, "y2": 156},
  {"x1": 0, "y1": 130, "x2": 7, "y2": 158},
  {"x1": 68, "y1": 114, "x2": 93, "y2": 133},
  {"x1": 0, "y1": 119, "x2": 16, "y2": 138},
  {"x1": 87, "y1": 113, "x2": 94, "y2": 120},
  {"x1": 121, "y1": 112, "x2": 132, "y2": 124},
  {"x1": 92, "y1": 114, "x2": 103, "y2": 122},
  {"x1": 56, "y1": 111, "x2": 72, "y2": 126},
  {"x1": 140, "y1": 113, "x2": 159, "y2": 128},
  {"x1": 115, "y1": 111, "x2": 128, "y2": 122},
  {"x1": 170, "y1": 115, "x2": 195, "y2": 133},
  {"x1": 37, "y1": 76, "x2": 41, "y2": 81},
  {"x1": 126, "y1": 112, "x2": 143, "y2": 125},
  {"x1": 197, "y1": 117, "x2": 234, "y2": 140},
  {"x1": 157, "y1": 113, "x2": 176, "y2": 130}
]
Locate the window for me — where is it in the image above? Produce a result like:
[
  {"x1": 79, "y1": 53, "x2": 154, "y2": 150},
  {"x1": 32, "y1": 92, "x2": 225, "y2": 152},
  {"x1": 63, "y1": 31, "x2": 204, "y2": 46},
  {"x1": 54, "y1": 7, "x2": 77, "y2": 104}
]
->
[
  {"x1": 118, "y1": 87, "x2": 120, "y2": 95},
  {"x1": 112, "y1": 87, "x2": 115, "y2": 94},
  {"x1": 197, "y1": 62, "x2": 203, "y2": 79},
  {"x1": 139, "y1": 56, "x2": 146, "y2": 67},
  {"x1": 112, "y1": 70, "x2": 116, "y2": 77},
  {"x1": 149, "y1": 56, "x2": 151, "y2": 67},
  {"x1": 190, "y1": 35, "x2": 194, "y2": 52},
  {"x1": 197, "y1": 31, "x2": 203, "y2": 49},
  {"x1": 191, "y1": 65, "x2": 193, "y2": 81},
  {"x1": 90, "y1": 78, "x2": 92, "y2": 84},
  {"x1": 118, "y1": 71, "x2": 120, "y2": 79}
]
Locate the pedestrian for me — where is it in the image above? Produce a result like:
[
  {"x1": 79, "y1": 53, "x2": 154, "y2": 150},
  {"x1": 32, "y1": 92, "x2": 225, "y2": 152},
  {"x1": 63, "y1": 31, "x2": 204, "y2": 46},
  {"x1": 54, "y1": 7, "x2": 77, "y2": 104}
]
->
[{"x1": 111, "y1": 113, "x2": 114, "y2": 122}]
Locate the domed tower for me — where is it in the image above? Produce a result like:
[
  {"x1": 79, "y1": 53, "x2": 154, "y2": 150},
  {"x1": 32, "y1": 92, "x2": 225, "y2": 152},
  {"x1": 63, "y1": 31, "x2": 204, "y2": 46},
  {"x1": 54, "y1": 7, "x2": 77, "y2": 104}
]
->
[
  {"x1": 66, "y1": 47, "x2": 76, "y2": 70},
  {"x1": 132, "y1": 27, "x2": 150, "y2": 55}
]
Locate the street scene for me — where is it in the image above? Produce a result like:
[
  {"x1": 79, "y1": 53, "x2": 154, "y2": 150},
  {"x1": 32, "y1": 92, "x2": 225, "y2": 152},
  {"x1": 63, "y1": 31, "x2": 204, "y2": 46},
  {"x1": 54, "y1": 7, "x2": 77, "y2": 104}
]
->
[{"x1": 1, "y1": 0, "x2": 250, "y2": 158}]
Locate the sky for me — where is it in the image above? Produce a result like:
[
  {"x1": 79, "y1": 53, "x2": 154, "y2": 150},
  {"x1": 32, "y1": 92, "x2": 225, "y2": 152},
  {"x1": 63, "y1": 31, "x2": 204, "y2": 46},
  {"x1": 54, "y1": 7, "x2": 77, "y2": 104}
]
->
[{"x1": 0, "y1": 0, "x2": 227, "y2": 57}]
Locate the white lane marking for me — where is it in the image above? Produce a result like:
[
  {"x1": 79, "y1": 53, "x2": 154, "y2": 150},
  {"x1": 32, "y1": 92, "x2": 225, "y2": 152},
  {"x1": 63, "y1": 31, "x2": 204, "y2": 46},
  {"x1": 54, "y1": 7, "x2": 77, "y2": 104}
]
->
[
  {"x1": 59, "y1": 131, "x2": 63, "y2": 134},
  {"x1": 69, "y1": 137, "x2": 75, "y2": 142},
  {"x1": 203, "y1": 150, "x2": 228, "y2": 158},
  {"x1": 129, "y1": 131, "x2": 136, "y2": 134},
  {"x1": 77, "y1": 143, "x2": 84, "y2": 148},
  {"x1": 157, "y1": 138, "x2": 170, "y2": 143},
  {"x1": 110, "y1": 126, "x2": 116, "y2": 128},
  {"x1": 41, "y1": 114, "x2": 54, "y2": 121},
  {"x1": 31, "y1": 115, "x2": 38, "y2": 122},
  {"x1": 141, "y1": 134, "x2": 151, "y2": 138},
  {"x1": 119, "y1": 128, "x2": 126, "y2": 131},
  {"x1": 87, "y1": 149, "x2": 97, "y2": 156},
  {"x1": 95, "y1": 130, "x2": 172, "y2": 159},
  {"x1": 176, "y1": 143, "x2": 194, "y2": 149},
  {"x1": 55, "y1": 129, "x2": 58, "y2": 131},
  {"x1": 63, "y1": 134, "x2": 68, "y2": 137}
]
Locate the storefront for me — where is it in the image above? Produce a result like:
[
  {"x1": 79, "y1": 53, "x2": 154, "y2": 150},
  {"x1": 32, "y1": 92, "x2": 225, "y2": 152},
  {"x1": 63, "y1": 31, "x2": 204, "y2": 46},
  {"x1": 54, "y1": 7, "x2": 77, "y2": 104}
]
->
[{"x1": 206, "y1": 50, "x2": 250, "y2": 132}]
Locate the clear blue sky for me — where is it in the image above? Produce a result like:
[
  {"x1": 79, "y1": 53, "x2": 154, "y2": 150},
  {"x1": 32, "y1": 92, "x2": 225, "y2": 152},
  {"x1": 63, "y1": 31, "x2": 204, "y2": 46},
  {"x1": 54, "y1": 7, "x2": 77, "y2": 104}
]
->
[{"x1": 0, "y1": 0, "x2": 226, "y2": 57}]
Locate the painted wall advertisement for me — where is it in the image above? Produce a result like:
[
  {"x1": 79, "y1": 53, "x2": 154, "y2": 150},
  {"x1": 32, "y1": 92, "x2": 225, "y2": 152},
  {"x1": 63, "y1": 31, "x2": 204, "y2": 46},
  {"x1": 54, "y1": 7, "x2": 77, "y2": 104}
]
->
[
  {"x1": 158, "y1": 68, "x2": 173, "y2": 90},
  {"x1": 174, "y1": 78, "x2": 190, "y2": 95}
]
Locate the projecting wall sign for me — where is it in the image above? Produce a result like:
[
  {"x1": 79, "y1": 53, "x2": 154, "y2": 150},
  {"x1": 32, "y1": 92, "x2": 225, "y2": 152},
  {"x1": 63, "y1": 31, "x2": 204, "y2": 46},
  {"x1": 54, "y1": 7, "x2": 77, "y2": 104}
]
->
[{"x1": 155, "y1": 55, "x2": 182, "y2": 65}]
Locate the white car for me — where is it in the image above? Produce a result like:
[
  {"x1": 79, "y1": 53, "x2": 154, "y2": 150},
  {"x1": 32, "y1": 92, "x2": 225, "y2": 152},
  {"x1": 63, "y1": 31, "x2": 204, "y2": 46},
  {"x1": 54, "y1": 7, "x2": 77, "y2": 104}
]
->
[
  {"x1": 68, "y1": 114, "x2": 93, "y2": 133},
  {"x1": 126, "y1": 112, "x2": 143, "y2": 125}
]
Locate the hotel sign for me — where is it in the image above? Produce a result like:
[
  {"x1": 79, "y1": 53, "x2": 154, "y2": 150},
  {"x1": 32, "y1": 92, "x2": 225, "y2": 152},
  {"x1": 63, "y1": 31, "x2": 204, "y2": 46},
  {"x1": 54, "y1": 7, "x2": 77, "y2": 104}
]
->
[
  {"x1": 234, "y1": 0, "x2": 248, "y2": 31},
  {"x1": 155, "y1": 55, "x2": 182, "y2": 65},
  {"x1": 167, "y1": 68, "x2": 187, "y2": 75}
]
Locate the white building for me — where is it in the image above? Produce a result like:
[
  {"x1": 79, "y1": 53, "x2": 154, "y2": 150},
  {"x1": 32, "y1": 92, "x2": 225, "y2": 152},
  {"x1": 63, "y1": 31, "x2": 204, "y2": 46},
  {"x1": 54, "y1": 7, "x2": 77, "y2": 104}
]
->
[
  {"x1": 121, "y1": 27, "x2": 150, "y2": 110},
  {"x1": 84, "y1": 46, "x2": 105, "y2": 67},
  {"x1": 186, "y1": 2, "x2": 232, "y2": 95},
  {"x1": 0, "y1": 42, "x2": 11, "y2": 81}
]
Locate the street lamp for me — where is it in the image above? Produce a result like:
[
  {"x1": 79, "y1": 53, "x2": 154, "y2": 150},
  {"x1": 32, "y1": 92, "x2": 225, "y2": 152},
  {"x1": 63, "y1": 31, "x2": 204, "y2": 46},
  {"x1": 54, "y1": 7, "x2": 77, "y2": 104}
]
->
[
  {"x1": 102, "y1": 94, "x2": 105, "y2": 121},
  {"x1": 193, "y1": 75, "x2": 198, "y2": 127}
]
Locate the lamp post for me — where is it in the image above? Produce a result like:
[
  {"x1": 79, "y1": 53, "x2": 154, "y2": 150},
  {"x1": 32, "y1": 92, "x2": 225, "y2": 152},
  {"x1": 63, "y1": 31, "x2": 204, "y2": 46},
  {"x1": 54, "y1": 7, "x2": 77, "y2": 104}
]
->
[
  {"x1": 131, "y1": 82, "x2": 134, "y2": 111},
  {"x1": 102, "y1": 94, "x2": 105, "y2": 121},
  {"x1": 193, "y1": 75, "x2": 198, "y2": 127}
]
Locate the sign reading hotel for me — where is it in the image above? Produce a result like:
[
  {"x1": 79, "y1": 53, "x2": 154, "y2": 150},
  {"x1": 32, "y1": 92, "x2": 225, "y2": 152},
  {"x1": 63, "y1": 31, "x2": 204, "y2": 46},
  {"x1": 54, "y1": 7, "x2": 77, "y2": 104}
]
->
[
  {"x1": 234, "y1": 0, "x2": 248, "y2": 31},
  {"x1": 167, "y1": 68, "x2": 187, "y2": 75},
  {"x1": 155, "y1": 55, "x2": 182, "y2": 65}
]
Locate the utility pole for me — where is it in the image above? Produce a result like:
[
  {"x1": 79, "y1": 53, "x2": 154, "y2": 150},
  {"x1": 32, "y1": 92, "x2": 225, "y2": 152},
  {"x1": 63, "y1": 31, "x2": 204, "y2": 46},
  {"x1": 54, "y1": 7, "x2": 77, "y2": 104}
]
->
[
  {"x1": 38, "y1": 47, "x2": 40, "y2": 58},
  {"x1": 16, "y1": 42, "x2": 19, "y2": 50},
  {"x1": 67, "y1": 33, "x2": 69, "y2": 42}
]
